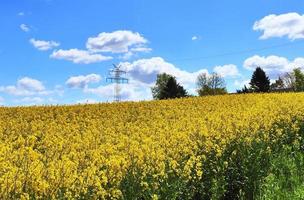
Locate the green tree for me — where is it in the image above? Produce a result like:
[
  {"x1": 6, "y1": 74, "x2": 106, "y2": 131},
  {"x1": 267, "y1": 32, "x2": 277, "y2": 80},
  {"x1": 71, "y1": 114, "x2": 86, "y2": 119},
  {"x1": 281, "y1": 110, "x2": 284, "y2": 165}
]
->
[
  {"x1": 151, "y1": 73, "x2": 187, "y2": 100},
  {"x1": 237, "y1": 85, "x2": 252, "y2": 94},
  {"x1": 293, "y1": 68, "x2": 304, "y2": 92},
  {"x1": 196, "y1": 72, "x2": 227, "y2": 96},
  {"x1": 249, "y1": 67, "x2": 270, "y2": 92}
]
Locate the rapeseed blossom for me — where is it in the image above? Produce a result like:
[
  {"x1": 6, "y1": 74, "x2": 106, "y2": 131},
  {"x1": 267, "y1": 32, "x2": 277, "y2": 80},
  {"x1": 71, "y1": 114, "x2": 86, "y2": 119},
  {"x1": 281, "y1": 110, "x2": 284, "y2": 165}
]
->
[{"x1": 0, "y1": 93, "x2": 303, "y2": 199}]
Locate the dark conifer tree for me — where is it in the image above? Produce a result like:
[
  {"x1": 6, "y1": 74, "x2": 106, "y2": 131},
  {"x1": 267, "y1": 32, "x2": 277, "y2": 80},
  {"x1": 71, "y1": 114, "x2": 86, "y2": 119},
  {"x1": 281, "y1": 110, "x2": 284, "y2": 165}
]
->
[{"x1": 249, "y1": 67, "x2": 270, "y2": 92}]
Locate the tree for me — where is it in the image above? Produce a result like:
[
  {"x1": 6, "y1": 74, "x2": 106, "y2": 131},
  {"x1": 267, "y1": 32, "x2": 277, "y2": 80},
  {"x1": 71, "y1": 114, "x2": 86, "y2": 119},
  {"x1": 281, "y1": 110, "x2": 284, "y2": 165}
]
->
[
  {"x1": 249, "y1": 67, "x2": 270, "y2": 92},
  {"x1": 236, "y1": 85, "x2": 252, "y2": 94},
  {"x1": 271, "y1": 69, "x2": 304, "y2": 92},
  {"x1": 281, "y1": 72, "x2": 296, "y2": 90},
  {"x1": 293, "y1": 68, "x2": 304, "y2": 92},
  {"x1": 270, "y1": 77, "x2": 284, "y2": 91},
  {"x1": 151, "y1": 73, "x2": 187, "y2": 100},
  {"x1": 196, "y1": 72, "x2": 227, "y2": 96}
]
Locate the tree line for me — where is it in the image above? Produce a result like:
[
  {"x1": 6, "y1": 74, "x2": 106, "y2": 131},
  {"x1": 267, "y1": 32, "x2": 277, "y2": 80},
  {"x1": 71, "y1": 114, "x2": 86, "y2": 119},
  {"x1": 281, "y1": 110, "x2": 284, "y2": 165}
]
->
[{"x1": 151, "y1": 67, "x2": 304, "y2": 100}]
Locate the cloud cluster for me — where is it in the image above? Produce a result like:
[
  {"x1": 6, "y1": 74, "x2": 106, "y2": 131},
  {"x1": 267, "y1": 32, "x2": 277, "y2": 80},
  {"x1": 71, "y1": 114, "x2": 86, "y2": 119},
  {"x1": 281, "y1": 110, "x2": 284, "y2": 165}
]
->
[
  {"x1": 50, "y1": 49, "x2": 112, "y2": 64},
  {"x1": 213, "y1": 64, "x2": 239, "y2": 77},
  {"x1": 84, "y1": 81, "x2": 152, "y2": 101},
  {"x1": 30, "y1": 38, "x2": 60, "y2": 51},
  {"x1": 50, "y1": 30, "x2": 151, "y2": 64},
  {"x1": 192, "y1": 36, "x2": 198, "y2": 41},
  {"x1": 254, "y1": 12, "x2": 304, "y2": 40},
  {"x1": 87, "y1": 30, "x2": 149, "y2": 53},
  {"x1": 66, "y1": 74, "x2": 102, "y2": 89},
  {"x1": 120, "y1": 57, "x2": 209, "y2": 85},
  {"x1": 0, "y1": 77, "x2": 47, "y2": 96},
  {"x1": 0, "y1": 78, "x2": 65, "y2": 105},
  {"x1": 243, "y1": 55, "x2": 304, "y2": 76},
  {"x1": 234, "y1": 79, "x2": 250, "y2": 88},
  {"x1": 20, "y1": 24, "x2": 30, "y2": 32}
]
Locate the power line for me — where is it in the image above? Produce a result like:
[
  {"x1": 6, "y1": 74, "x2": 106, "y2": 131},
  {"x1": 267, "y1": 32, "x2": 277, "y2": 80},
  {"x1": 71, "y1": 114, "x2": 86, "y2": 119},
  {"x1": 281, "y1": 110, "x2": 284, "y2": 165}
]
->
[
  {"x1": 168, "y1": 40, "x2": 304, "y2": 62},
  {"x1": 106, "y1": 64, "x2": 129, "y2": 102}
]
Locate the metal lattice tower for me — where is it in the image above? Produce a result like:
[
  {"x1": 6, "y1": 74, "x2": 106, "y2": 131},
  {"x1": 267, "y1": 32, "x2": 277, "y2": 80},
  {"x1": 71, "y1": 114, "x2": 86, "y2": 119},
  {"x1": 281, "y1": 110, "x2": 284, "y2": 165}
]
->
[{"x1": 106, "y1": 64, "x2": 129, "y2": 102}]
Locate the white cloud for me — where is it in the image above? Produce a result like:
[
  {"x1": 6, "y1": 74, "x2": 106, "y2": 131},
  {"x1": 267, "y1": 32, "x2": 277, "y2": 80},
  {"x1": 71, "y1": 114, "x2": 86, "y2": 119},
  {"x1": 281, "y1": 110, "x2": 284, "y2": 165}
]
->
[
  {"x1": 84, "y1": 80, "x2": 152, "y2": 101},
  {"x1": 30, "y1": 38, "x2": 60, "y2": 51},
  {"x1": 120, "y1": 52, "x2": 134, "y2": 60},
  {"x1": 50, "y1": 49, "x2": 112, "y2": 64},
  {"x1": 119, "y1": 46, "x2": 152, "y2": 60},
  {"x1": 192, "y1": 36, "x2": 198, "y2": 41},
  {"x1": 0, "y1": 77, "x2": 47, "y2": 96},
  {"x1": 130, "y1": 47, "x2": 152, "y2": 52},
  {"x1": 213, "y1": 64, "x2": 239, "y2": 77},
  {"x1": 18, "y1": 77, "x2": 45, "y2": 91},
  {"x1": 253, "y1": 12, "x2": 304, "y2": 40},
  {"x1": 86, "y1": 30, "x2": 149, "y2": 53},
  {"x1": 119, "y1": 57, "x2": 209, "y2": 85},
  {"x1": 18, "y1": 12, "x2": 24, "y2": 16},
  {"x1": 66, "y1": 74, "x2": 101, "y2": 89},
  {"x1": 243, "y1": 55, "x2": 304, "y2": 76},
  {"x1": 20, "y1": 24, "x2": 30, "y2": 32},
  {"x1": 234, "y1": 79, "x2": 250, "y2": 88}
]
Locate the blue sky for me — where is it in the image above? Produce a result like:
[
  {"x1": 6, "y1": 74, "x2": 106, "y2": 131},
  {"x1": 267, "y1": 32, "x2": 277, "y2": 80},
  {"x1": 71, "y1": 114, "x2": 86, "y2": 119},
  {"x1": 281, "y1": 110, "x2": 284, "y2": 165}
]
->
[{"x1": 1, "y1": 0, "x2": 304, "y2": 105}]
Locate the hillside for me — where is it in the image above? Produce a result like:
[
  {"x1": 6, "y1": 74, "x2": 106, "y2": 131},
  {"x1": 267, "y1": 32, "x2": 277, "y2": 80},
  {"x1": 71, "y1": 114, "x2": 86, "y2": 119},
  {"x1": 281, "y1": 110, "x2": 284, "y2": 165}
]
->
[{"x1": 0, "y1": 93, "x2": 303, "y2": 199}]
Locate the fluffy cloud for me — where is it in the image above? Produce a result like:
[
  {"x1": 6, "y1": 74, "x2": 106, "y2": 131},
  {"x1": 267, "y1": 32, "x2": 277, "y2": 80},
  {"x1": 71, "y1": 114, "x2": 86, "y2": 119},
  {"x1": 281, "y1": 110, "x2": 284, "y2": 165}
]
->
[
  {"x1": 120, "y1": 57, "x2": 208, "y2": 85},
  {"x1": 234, "y1": 79, "x2": 250, "y2": 88},
  {"x1": 50, "y1": 49, "x2": 112, "y2": 64},
  {"x1": 30, "y1": 38, "x2": 60, "y2": 51},
  {"x1": 66, "y1": 74, "x2": 101, "y2": 89},
  {"x1": 0, "y1": 77, "x2": 46, "y2": 96},
  {"x1": 86, "y1": 30, "x2": 149, "y2": 53},
  {"x1": 253, "y1": 12, "x2": 304, "y2": 40},
  {"x1": 20, "y1": 24, "x2": 30, "y2": 32},
  {"x1": 17, "y1": 77, "x2": 45, "y2": 91},
  {"x1": 192, "y1": 36, "x2": 198, "y2": 41},
  {"x1": 213, "y1": 64, "x2": 239, "y2": 77},
  {"x1": 243, "y1": 55, "x2": 304, "y2": 76},
  {"x1": 84, "y1": 81, "x2": 152, "y2": 101},
  {"x1": 130, "y1": 47, "x2": 152, "y2": 53}
]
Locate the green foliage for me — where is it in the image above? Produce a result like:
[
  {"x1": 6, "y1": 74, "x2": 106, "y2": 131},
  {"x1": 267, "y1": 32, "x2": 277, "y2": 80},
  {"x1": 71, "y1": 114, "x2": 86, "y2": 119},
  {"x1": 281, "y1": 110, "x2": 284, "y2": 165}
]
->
[
  {"x1": 119, "y1": 120, "x2": 304, "y2": 199},
  {"x1": 293, "y1": 68, "x2": 304, "y2": 92},
  {"x1": 198, "y1": 86, "x2": 227, "y2": 96},
  {"x1": 236, "y1": 85, "x2": 252, "y2": 94},
  {"x1": 250, "y1": 67, "x2": 270, "y2": 92},
  {"x1": 257, "y1": 150, "x2": 304, "y2": 200},
  {"x1": 270, "y1": 68, "x2": 304, "y2": 92},
  {"x1": 151, "y1": 73, "x2": 188, "y2": 100},
  {"x1": 196, "y1": 72, "x2": 227, "y2": 96}
]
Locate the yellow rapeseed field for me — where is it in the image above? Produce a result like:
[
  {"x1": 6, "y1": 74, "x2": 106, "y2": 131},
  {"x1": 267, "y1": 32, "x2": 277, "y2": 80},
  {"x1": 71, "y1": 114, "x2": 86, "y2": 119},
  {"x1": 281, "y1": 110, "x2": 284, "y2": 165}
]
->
[{"x1": 0, "y1": 93, "x2": 303, "y2": 199}]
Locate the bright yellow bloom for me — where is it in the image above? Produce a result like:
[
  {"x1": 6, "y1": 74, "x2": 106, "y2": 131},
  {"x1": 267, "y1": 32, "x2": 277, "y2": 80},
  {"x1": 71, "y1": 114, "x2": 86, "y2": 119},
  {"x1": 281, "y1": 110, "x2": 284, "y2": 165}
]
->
[{"x1": 0, "y1": 93, "x2": 303, "y2": 198}]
